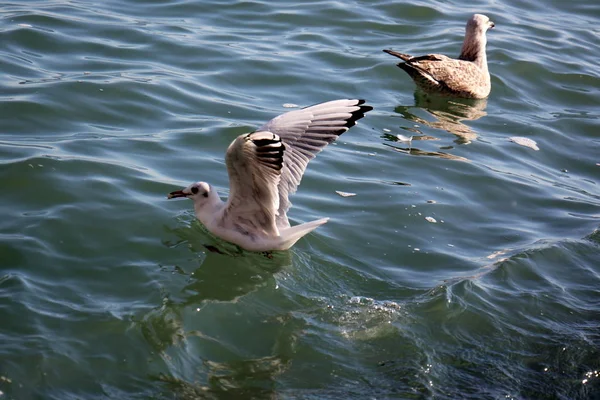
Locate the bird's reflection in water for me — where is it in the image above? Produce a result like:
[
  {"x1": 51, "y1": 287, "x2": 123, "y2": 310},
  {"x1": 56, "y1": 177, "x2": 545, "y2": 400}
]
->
[
  {"x1": 180, "y1": 247, "x2": 289, "y2": 307},
  {"x1": 139, "y1": 248, "x2": 288, "y2": 349},
  {"x1": 158, "y1": 219, "x2": 291, "y2": 304},
  {"x1": 156, "y1": 355, "x2": 286, "y2": 399},
  {"x1": 395, "y1": 91, "x2": 488, "y2": 145},
  {"x1": 382, "y1": 134, "x2": 469, "y2": 162},
  {"x1": 140, "y1": 220, "x2": 294, "y2": 396}
]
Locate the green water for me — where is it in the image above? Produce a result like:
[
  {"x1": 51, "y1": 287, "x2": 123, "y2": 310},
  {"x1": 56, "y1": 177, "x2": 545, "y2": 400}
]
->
[{"x1": 1, "y1": 0, "x2": 599, "y2": 399}]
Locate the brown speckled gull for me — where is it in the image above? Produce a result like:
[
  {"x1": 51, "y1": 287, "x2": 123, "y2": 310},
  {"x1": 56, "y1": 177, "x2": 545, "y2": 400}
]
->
[{"x1": 384, "y1": 14, "x2": 495, "y2": 99}]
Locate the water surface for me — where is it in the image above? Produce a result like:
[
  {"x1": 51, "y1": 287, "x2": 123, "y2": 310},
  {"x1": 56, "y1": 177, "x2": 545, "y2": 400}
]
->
[{"x1": 1, "y1": 0, "x2": 599, "y2": 398}]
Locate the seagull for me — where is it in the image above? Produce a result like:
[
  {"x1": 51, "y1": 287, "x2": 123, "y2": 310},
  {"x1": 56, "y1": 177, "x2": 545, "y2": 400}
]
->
[
  {"x1": 168, "y1": 99, "x2": 372, "y2": 252},
  {"x1": 384, "y1": 14, "x2": 495, "y2": 99}
]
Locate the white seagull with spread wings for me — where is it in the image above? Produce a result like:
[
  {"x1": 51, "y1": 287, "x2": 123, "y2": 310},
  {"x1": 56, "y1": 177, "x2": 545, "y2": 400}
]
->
[{"x1": 168, "y1": 99, "x2": 372, "y2": 252}]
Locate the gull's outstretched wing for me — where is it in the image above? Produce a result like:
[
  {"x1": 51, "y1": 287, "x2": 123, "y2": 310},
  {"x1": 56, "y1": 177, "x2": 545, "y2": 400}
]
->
[
  {"x1": 223, "y1": 131, "x2": 284, "y2": 238},
  {"x1": 257, "y1": 99, "x2": 372, "y2": 228}
]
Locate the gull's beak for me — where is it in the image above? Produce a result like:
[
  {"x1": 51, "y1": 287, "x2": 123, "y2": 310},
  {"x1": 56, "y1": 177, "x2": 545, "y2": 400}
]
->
[{"x1": 168, "y1": 189, "x2": 188, "y2": 199}]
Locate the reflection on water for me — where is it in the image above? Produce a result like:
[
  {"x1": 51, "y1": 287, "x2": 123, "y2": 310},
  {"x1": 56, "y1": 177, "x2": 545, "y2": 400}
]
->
[
  {"x1": 138, "y1": 219, "x2": 293, "y2": 395},
  {"x1": 157, "y1": 354, "x2": 287, "y2": 399},
  {"x1": 169, "y1": 219, "x2": 291, "y2": 305},
  {"x1": 180, "y1": 251, "x2": 287, "y2": 306},
  {"x1": 395, "y1": 92, "x2": 488, "y2": 145},
  {"x1": 139, "y1": 294, "x2": 185, "y2": 354},
  {"x1": 382, "y1": 139, "x2": 469, "y2": 162},
  {"x1": 140, "y1": 220, "x2": 290, "y2": 344},
  {"x1": 140, "y1": 255, "x2": 283, "y2": 354}
]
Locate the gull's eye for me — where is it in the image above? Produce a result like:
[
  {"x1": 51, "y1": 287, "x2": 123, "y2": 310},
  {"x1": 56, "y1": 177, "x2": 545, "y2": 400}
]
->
[
  {"x1": 191, "y1": 186, "x2": 199, "y2": 194},
  {"x1": 203, "y1": 192, "x2": 209, "y2": 198}
]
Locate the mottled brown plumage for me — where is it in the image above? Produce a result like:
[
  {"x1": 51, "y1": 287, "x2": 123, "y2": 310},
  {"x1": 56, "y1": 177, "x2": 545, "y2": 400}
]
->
[{"x1": 384, "y1": 14, "x2": 495, "y2": 99}]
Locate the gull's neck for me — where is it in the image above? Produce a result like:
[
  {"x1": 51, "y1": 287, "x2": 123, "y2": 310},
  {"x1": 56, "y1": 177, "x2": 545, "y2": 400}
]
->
[
  {"x1": 193, "y1": 195, "x2": 225, "y2": 227},
  {"x1": 459, "y1": 29, "x2": 488, "y2": 71}
]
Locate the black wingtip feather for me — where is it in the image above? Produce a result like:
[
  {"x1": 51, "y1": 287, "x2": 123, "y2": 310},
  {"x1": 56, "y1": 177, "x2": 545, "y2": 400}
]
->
[
  {"x1": 343, "y1": 100, "x2": 373, "y2": 129},
  {"x1": 251, "y1": 136, "x2": 285, "y2": 171},
  {"x1": 252, "y1": 138, "x2": 280, "y2": 148}
]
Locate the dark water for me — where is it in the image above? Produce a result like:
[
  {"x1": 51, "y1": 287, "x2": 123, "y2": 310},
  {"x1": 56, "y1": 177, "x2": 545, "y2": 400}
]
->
[{"x1": 1, "y1": 0, "x2": 599, "y2": 399}]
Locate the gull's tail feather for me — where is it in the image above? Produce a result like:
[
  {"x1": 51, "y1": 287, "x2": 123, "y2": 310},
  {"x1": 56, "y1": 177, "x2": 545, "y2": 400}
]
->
[
  {"x1": 383, "y1": 49, "x2": 413, "y2": 62},
  {"x1": 278, "y1": 218, "x2": 329, "y2": 250}
]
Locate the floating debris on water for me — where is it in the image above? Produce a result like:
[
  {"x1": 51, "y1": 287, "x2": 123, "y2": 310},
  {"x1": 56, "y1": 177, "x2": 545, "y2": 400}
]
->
[
  {"x1": 509, "y1": 137, "x2": 539, "y2": 151},
  {"x1": 396, "y1": 134, "x2": 413, "y2": 148},
  {"x1": 335, "y1": 191, "x2": 356, "y2": 197},
  {"x1": 282, "y1": 103, "x2": 298, "y2": 108},
  {"x1": 425, "y1": 216, "x2": 437, "y2": 223},
  {"x1": 396, "y1": 134, "x2": 413, "y2": 151},
  {"x1": 383, "y1": 128, "x2": 391, "y2": 133},
  {"x1": 427, "y1": 200, "x2": 436, "y2": 204}
]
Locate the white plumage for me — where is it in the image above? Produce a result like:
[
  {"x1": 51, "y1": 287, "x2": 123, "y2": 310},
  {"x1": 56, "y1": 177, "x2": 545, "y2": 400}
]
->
[{"x1": 168, "y1": 99, "x2": 372, "y2": 251}]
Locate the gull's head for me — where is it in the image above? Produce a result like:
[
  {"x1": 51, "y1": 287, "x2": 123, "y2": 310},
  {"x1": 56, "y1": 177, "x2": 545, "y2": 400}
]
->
[
  {"x1": 467, "y1": 14, "x2": 495, "y2": 34},
  {"x1": 168, "y1": 181, "x2": 216, "y2": 206}
]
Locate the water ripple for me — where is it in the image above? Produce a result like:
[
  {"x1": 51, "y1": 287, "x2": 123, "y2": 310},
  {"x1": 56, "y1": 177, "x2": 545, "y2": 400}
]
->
[{"x1": 2, "y1": 0, "x2": 600, "y2": 398}]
